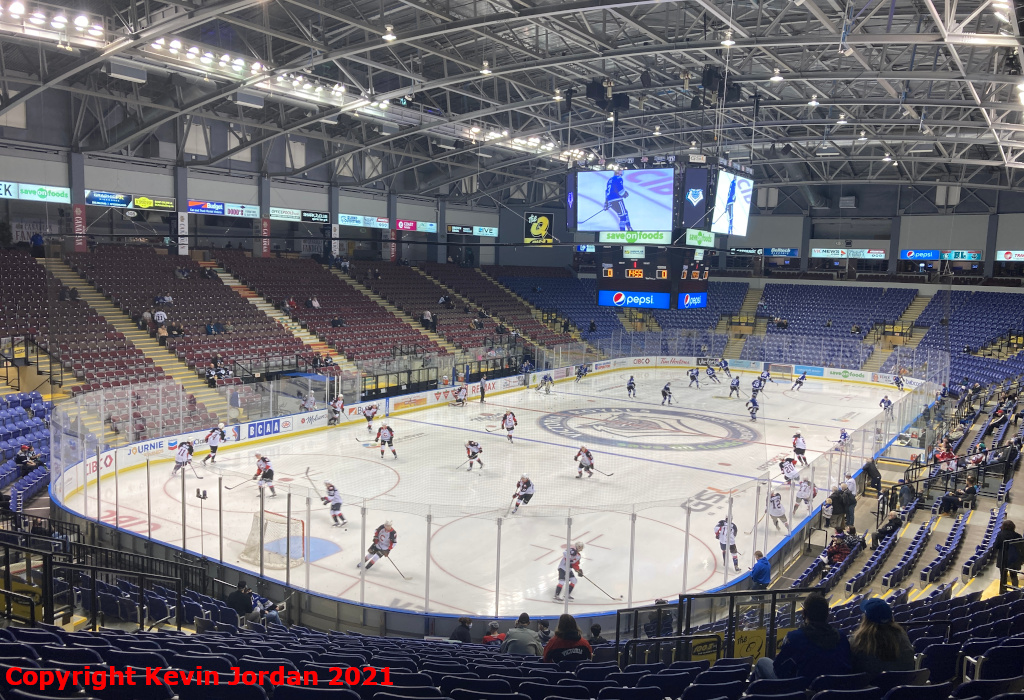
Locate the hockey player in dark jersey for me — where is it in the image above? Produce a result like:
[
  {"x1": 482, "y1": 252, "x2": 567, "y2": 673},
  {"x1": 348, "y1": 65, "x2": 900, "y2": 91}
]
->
[{"x1": 604, "y1": 167, "x2": 632, "y2": 231}]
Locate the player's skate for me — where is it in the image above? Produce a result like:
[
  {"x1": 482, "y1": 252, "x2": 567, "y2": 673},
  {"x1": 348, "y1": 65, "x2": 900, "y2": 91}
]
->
[{"x1": 553, "y1": 593, "x2": 562, "y2": 601}]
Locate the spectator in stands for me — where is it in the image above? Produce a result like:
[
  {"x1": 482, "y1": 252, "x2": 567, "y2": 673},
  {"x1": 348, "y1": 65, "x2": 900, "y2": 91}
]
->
[
  {"x1": 311, "y1": 353, "x2": 323, "y2": 369},
  {"x1": 212, "y1": 353, "x2": 223, "y2": 369},
  {"x1": 340, "y1": 258, "x2": 350, "y2": 272},
  {"x1": 472, "y1": 317, "x2": 483, "y2": 330},
  {"x1": 15, "y1": 444, "x2": 42, "y2": 477},
  {"x1": 156, "y1": 324, "x2": 168, "y2": 345},
  {"x1": 841, "y1": 483, "x2": 857, "y2": 527},
  {"x1": 995, "y1": 520, "x2": 1022, "y2": 590},
  {"x1": 821, "y1": 531, "x2": 851, "y2": 577},
  {"x1": 221, "y1": 320, "x2": 234, "y2": 334},
  {"x1": 431, "y1": 314, "x2": 439, "y2": 332},
  {"x1": 750, "y1": 550, "x2": 770, "y2": 590},
  {"x1": 422, "y1": 309, "x2": 432, "y2": 328},
  {"x1": 449, "y1": 617, "x2": 472, "y2": 643},
  {"x1": 862, "y1": 459, "x2": 882, "y2": 494},
  {"x1": 331, "y1": 316, "x2": 345, "y2": 328},
  {"x1": 373, "y1": 268, "x2": 381, "y2": 280},
  {"x1": 311, "y1": 296, "x2": 321, "y2": 309},
  {"x1": 139, "y1": 308, "x2": 153, "y2": 330},
  {"x1": 69, "y1": 287, "x2": 78, "y2": 301},
  {"x1": 305, "y1": 297, "x2": 314, "y2": 308},
  {"x1": 588, "y1": 319, "x2": 597, "y2": 335},
  {"x1": 482, "y1": 621, "x2": 506, "y2": 645},
  {"x1": 844, "y1": 473, "x2": 858, "y2": 496},
  {"x1": 323, "y1": 355, "x2": 335, "y2": 368},
  {"x1": 562, "y1": 318, "x2": 571, "y2": 334},
  {"x1": 153, "y1": 308, "x2": 168, "y2": 327},
  {"x1": 168, "y1": 321, "x2": 184, "y2": 338},
  {"x1": 500, "y1": 613, "x2": 543, "y2": 655},
  {"x1": 896, "y1": 479, "x2": 914, "y2": 508},
  {"x1": 844, "y1": 527, "x2": 863, "y2": 549},
  {"x1": 30, "y1": 231, "x2": 44, "y2": 258},
  {"x1": 828, "y1": 487, "x2": 845, "y2": 530},
  {"x1": 825, "y1": 318, "x2": 832, "y2": 328},
  {"x1": 163, "y1": 292, "x2": 174, "y2": 306},
  {"x1": 226, "y1": 581, "x2": 261, "y2": 624},
  {"x1": 588, "y1": 624, "x2": 609, "y2": 646},
  {"x1": 753, "y1": 592, "x2": 851, "y2": 683},
  {"x1": 206, "y1": 320, "x2": 218, "y2": 335},
  {"x1": 537, "y1": 620, "x2": 551, "y2": 645},
  {"x1": 542, "y1": 614, "x2": 592, "y2": 663},
  {"x1": 851, "y1": 324, "x2": 861, "y2": 334},
  {"x1": 205, "y1": 363, "x2": 217, "y2": 385},
  {"x1": 850, "y1": 598, "x2": 914, "y2": 674},
  {"x1": 870, "y1": 513, "x2": 903, "y2": 550}
]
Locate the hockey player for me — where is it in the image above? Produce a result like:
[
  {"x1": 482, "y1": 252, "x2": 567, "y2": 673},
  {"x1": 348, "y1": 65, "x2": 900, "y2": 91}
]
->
[
  {"x1": 363, "y1": 403, "x2": 379, "y2": 432},
  {"x1": 512, "y1": 474, "x2": 534, "y2": 513},
  {"x1": 376, "y1": 424, "x2": 397, "y2": 459},
  {"x1": 358, "y1": 521, "x2": 397, "y2": 570},
  {"x1": 661, "y1": 382, "x2": 673, "y2": 405},
  {"x1": 715, "y1": 519, "x2": 740, "y2": 572},
  {"x1": 779, "y1": 456, "x2": 800, "y2": 483},
  {"x1": 498, "y1": 410, "x2": 518, "y2": 443},
  {"x1": 751, "y1": 378, "x2": 763, "y2": 399},
  {"x1": 792, "y1": 371, "x2": 807, "y2": 391},
  {"x1": 301, "y1": 393, "x2": 316, "y2": 411},
  {"x1": 687, "y1": 368, "x2": 701, "y2": 389},
  {"x1": 760, "y1": 368, "x2": 774, "y2": 384},
  {"x1": 729, "y1": 376, "x2": 741, "y2": 398},
  {"x1": 604, "y1": 166, "x2": 632, "y2": 231},
  {"x1": 554, "y1": 542, "x2": 584, "y2": 601},
  {"x1": 626, "y1": 375, "x2": 636, "y2": 399},
  {"x1": 793, "y1": 432, "x2": 809, "y2": 467},
  {"x1": 836, "y1": 428, "x2": 851, "y2": 451},
  {"x1": 328, "y1": 395, "x2": 345, "y2": 426},
  {"x1": 453, "y1": 384, "x2": 469, "y2": 407},
  {"x1": 706, "y1": 366, "x2": 721, "y2": 384},
  {"x1": 720, "y1": 359, "x2": 732, "y2": 378},
  {"x1": 537, "y1": 373, "x2": 554, "y2": 394},
  {"x1": 202, "y1": 423, "x2": 226, "y2": 465},
  {"x1": 252, "y1": 453, "x2": 276, "y2": 497},
  {"x1": 574, "y1": 446, "x2": 595, "y2": 478},
  {"x1": 171, "y1": 441, "x2": 193, "y2": 477},
  {"x1": 465, "y1": 440, "x2": 484, "y2": 471},
  {"x1": 746, "y1": 396, "x2": 760, "y2": 421},
  {"x1": 322, "y1": 481, "x2": 346, "y2": 527},
  {"x1": 575, "y1": 365, "x2": 588, "y2": 383},
  {"x1": 893, "y1": 375, "x2": 905, "y2": 392},
  {"x1": 879, "y1": 395, "x2": 893, "y2": 417},
  {"x1": 795, "y1": 478, "x2": 817, "y2": 514},
  {"x1": 767, "y1": 492, "x2": 790, "y2": 533}
]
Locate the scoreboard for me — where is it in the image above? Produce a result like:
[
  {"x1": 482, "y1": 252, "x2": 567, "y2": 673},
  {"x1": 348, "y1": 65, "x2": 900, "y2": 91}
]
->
[{"x1": 596, "y1": 246, "x2": 710, "y2": 309}]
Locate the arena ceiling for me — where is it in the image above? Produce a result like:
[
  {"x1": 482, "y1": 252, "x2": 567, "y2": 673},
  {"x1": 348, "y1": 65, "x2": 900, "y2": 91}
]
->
[{"x1": 0, "y1": 0, "x2": 1022, "y2": 205}]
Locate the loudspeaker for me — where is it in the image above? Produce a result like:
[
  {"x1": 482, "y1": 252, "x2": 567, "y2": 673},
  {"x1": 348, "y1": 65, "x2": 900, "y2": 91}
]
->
[
  {"x1": 640, "y1": 70, "x2": 652, "y2": 89},
  {"x1": 701, "y1": 66, "x2": 721, "y2": 92},
  {"x1": 725, "y1": 84, "x2": 741, "y2": 103},
  {"x1": 586, "y1": 80, "x2": 605, "y2": 102},
  {"x1": 611, "y1": 93, "x2": 629, "y2": 111},
  {"x1": 690, "y1": 95, "x2": 702, "y2": 110}
]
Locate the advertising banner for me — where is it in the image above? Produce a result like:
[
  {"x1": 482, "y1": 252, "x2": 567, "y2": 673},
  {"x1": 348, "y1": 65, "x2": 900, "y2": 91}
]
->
[
  {"x1": 225, "y1": 203, "x2": 259, "y2": 218},
  {"x1": 811, "y1": 248, "x2": 848, "y2": 258},
  {"x1": 847, "y1": 249, "x2": 887, "y2": 259},
  {"x1": 72, "y1": 203, "x2": 87, "y2": 253},
  {"x1": 176, "y1": 212, "x2": 189, "y2": 256},
  {"x1": 678, "y1": 292, "x2": 708, "y2": 309},
  {"x1": 794, "y1": 365, "x2": 825, "y2": 377},
  {"x1": 682, "y1": 167, "x2": 709, "y2": 230},
  {"x1": 765, "y1": 248, "x2": 799, "y2": 257},
  {"x1": 132, "y1": 195, "x2": 175, "y2": 211},
  {"x1": 900, "y1": 249, "x2": 940, "y2": 260},
  {"x1": 685, "y1": 229, "x2": 714, "y2": 247},
  {"x1": 597, "y1": 290, "x2": 671, "y2": 309},
  {"x1": 0, "y1": 182, "x2": 17, "y2": 199},
  {"x1": 940, "y1": 250, "x2": 983, "y2": 261},
  {"x1": 473, "y1": 225, "x2": 498, "y2": 237},
  {"x1": 997, "y1": 250, "x2": 1024, "y2": 261},
  {"x1": 188, "y1": 200, "x2": 224, "y2": 215},
  {"x1": 339, "y1": 213, "x2": 390, "y2": 229},
  {"x1": 331, "y1": 224, "x2": 340, "y2": 256},
  {"x1": 301, "y1": 210, "x2": 331, "y2": 224},
  {"x1": 598, "y1": 230, "x2": 672, "y2": 245},
  {"x1": 260, "y1": 218, "x2": 271, "y2": 257},
  {"x1": 270, "y1": 207, "x2": 301, "y2": 221},
  {"x1": 524, "y1": 212, "x2": 554, "y2": 246},
  {"x1": 18, "y1": 183, "x2": 71, "y2": 203},
  {"x1": 85, "y1": 190, "x2": 132, "y2": 208},
  {"x1": 824, "y1": 368, "x2": 869, "y2": 381}
]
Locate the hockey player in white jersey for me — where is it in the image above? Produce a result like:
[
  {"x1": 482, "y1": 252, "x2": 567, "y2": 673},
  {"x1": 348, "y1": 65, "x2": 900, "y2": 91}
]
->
[
  {"x1": 512, "y1": 475, "x2": 534, "y2": 514},
  {"x1": 729, "y1": 376, "x2": 741, "y2": 398},
  {"x1": 706, "y1": 366, "x2": 721, "y2": 384},
  {"x1": 715, "y1": 519, "x2": 740, "y2": 572},
  {"x1": 553, "y1": 542, "x2": 583, "y2": 601},
  {"x1": 794, "y1": 478, "x2": 817, "y2": 514},
  {"x1": 767, "y1": 492, "x2": 790, "y2": 533},
  {"x1": 301, "y1": 393, "x2": 316, "y2": 411},
  {"x1": 252, "y1": 452, "x2": 276, "y2": 497},
  {"x1": 358, "y1": 521, "x2": 397, "y2": 570},
  {"x1": 465, "y1": 440, "x2": 484, "y2": 471},
  {"x1": 501, "y1": 411, "x2": 518, "y2": 443},
  {"x1": 792, "y1": 432, "x2": 809, "y2": 467},
  {"x1": 661, "y1": 382, "x2": 673, "y2": 405},
  {"x1": 322, "y1": 481, "x2": 347, "y2": 527},
  {"x1": 171, "y1": 442, "x2": 194, "y2": 476},
  {"x1": 363, "y1": 403, "x2": 379, "y2": 432},
  {"x1": 328, "y1": 395, "x2": 345, "y2": 426},
  {"x1": 687, "y1": 368, "x2": 701, "y2": 389},
  {"x1": 792, "y1": 371, "x2": 807, "y2": 391},
  {"x1": 779, "y1": 456, "x2": 800, "y2": 483},
  {"x1": 376, "y1": 424, "x2": 397, "y2": 459},
  {"x1": 574, "y1": 446, "x2": 595, "y2": 478},
  {"x1": 202, "y1": 423, "x2": 226, "y2": 465}
]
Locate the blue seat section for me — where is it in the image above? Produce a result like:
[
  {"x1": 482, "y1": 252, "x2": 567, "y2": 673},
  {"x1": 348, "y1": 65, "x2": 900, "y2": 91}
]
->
[
  {"x1": 499, "y1": 276, "x2": 625, "y2": 340},
  {"x1": 650, "y1": 282, "x2": 749, "y2": 331}
]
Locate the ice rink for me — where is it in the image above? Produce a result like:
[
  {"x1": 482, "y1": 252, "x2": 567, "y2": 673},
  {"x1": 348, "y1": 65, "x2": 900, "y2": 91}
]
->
[{"x1": 63, "y1": 368, "x2": 902, "y2": 617}]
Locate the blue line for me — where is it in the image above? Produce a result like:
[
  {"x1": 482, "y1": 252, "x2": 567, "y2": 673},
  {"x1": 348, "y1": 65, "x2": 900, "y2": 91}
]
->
[{"x1": 395, "y1": 416, "x2": 755, "y2": 481}]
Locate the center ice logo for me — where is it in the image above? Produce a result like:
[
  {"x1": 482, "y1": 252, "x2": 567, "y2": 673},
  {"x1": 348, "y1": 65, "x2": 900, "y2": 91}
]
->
[{"x1": 540, "y1": 407, "x2": 757, "y2": 451}]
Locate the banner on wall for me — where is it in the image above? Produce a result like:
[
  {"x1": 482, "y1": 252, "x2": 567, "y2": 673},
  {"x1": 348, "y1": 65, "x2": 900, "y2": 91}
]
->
[
  {"x1": 270, "y1": 207, "x2": 301, "y2": 222},
  {"x1": 940, "y1": 250, "x2": 982, "y2": 261},
  {"x1": 388, "y1": 229, "x2": 398, "y2": 262},
  {"x1": 997, "y1": 250, "x2": 1024, "y2": 261},
  {"x1": 260, "y1": 218, "x2": 271, "y2": 257},
  {"x1": 225, "y1": 203, "x2": 259, "y2": 218},
  {"x1": 72, "y1": 204, "x2": 87, "y2": 253},
  {"x1": 899, "y1": 249, "x2": 940, "y2": 260},
  {"x1": 176, "y1": 212, "x2": 189, "y2": 256},
  {"x1": 331, "y1": 224, "x2": 340, "y2": 256},
  {"x1": 524, "y1": 212, "x2": 554, "y2": 246}
]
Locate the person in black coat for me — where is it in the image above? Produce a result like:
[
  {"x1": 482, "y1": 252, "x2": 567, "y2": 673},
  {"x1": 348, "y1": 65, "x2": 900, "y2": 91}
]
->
[
  {"x1": 449, "y1": 616, "x2": 472, "y2": 643},
  {"x1": 862, "y1": 460, "x2": 882, "y2": 494},
  {"x1": 995, "y1": 520, "x2": 1022, "y2": 590}
]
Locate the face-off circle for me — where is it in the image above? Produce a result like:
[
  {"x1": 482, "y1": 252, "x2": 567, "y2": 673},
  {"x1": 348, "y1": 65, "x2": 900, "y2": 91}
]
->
[{"x1": 540, "y1": 407, "x2": 757, "y2": 451}]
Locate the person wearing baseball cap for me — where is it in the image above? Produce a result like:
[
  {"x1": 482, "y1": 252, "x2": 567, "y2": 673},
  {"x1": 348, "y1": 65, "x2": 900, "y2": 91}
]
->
[
  {"x1": 753, "y1": 592, "x2": 851, "y2": 684},
  {"x1": 499, "y1": 613, "x2": 543, "y2": 656},
  {"x1": 849, "y1": 598, "x2": 914, "y2": 674}
]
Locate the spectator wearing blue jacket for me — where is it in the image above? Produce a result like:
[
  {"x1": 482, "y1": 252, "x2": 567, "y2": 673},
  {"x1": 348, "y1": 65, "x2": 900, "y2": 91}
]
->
[
  {"x1": 750, "y1": 551, "x2": 770, "y2": 590},
  {"x1": 754, "y1": 592, "x2": 852, "y2": 685}
]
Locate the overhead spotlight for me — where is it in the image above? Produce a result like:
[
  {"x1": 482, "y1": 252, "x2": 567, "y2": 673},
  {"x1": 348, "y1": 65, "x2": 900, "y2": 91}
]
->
[
  {"x1": 29, "y1": 10, "x2": 44, "y2": 25},
  {"x1": 480, "y1": 60, "x2": 492, "y2": 75},
  {"x1": 808, "y1": 95, "x2": 819, "y2": 107},
  {"x1": 200, "y1": 52, "x2": 213, "y2": 65},
  {"x1": 470, "y1": 126, "x2": 481, "y2": 134},
  {"x1": 640, "y1": 69, "x2": 652, "y2": 89},
  {"x1": 251, "y1": 62, "x2": 263, "y2": 73},
  {"x1": 780, "y1": 143, "x2": 793, "y2": 156},
  {"x1": 50, "y1": 14, "x2": 66, "y2": 28},
  {"x1": 882, "y1": 153, "x2": 892, "y2": 162},
  {"x1": 151, "y1": 38, "x2": 165, "y2": 50},
  {"x1": 721, "y1": 30, "x2": 735, "y2": 47},
  {"x1": 554, "y1": 88, "x2": 563, "y2": 101},
  {"x1": 382, "y1": 24, "x2": 396, "y2": 41},
  {"x1": 689, "y1": 140, "x2": 697, "y2": 151},
  {"x1": 653, "y1": 125, "x2": 661, "y2": 134},
  {"x1": 836, "y1": 114, "x2": 848, "y2": 125},
  {"x1": 842, "y1": 46, "x2": 854, "y2": 56},
  {"x1": 73, "y1": 14, "x2": 87, "y2": 28},
  {"x1": 607, "y1": 112, "x2": 615, "y2": 121},
  {"x1": 769, "y1": 68, "x2": 784, "y2": 83},
  {"x1": 186, "y1": 46, "x2": 199, "y2": 56},
  {"x1": 8, "y1": 1, "x2": 23, "y2": 17},
  {"x1": 858, "y1": 130, "x2": 867, "y2": 141},
  {"x1": 994, "y1": 11, "x2": 1010, "y2": 22}
]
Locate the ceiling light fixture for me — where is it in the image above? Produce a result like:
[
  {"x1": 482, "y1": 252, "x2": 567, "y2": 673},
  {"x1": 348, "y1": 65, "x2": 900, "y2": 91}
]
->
[
  {"x1": 836, "y1": 114, "x2": 848, "y2": 125},
  {"x1": 480, "y1": 60, "x2": 492, "y2": 75},
  {"x1": 721, "y1": 30, "x2": 735, "y2": 47},
  {"x1": 858, "y1": 131, "x2": 867, "y2": 141},
  {"x1": 808, "y1": 95, "x2": 819, "y2": 107},
  {"x1": 994, "y1": 11, "x2": 1010, "y2": 22},
  {"x1": 769, "y1": 68, "x2": 784, "y2": 83},
  {"x1": 8, "y1": 2, "x2": 24, "y2": 17},
  {"x1": 151, "y1": 38, "x2": 165, "y2": 49},
  {"x1": 200, "y1": 52, "x2": 213, "y2": 65},
  {"x1": 73, "y1": 14, "x2": 87, "y2": 28},
  {"x1": 882, "y1": 153, "x2": 892, "y2": 162},
  {"x1": 87, "y1": 23, "x2": 102, "y2": 36},
  {"x1": 50, "y1": 14, "x2": 66, "y2": 28},
  {"x1": 607, "y1": 112, "x2": 615, "y2": 121},
  {"x1": 553, "y1": 88, "x2": 563, "y2": 101},
  {"x1": 382, "y1": 24, "x2": 396, "y2": 41},
  {"x1": 29, "y1": 10, "x2": 45, "y2": 25}
]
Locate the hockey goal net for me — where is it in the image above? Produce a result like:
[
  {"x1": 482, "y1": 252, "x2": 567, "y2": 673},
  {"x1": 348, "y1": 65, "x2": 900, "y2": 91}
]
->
[
  {"x1": 768, "y1": 363, "x2": 794, "y2": 381},
  {"x1": 238, "y1": 512, "x2": 306, "y2": 569}
]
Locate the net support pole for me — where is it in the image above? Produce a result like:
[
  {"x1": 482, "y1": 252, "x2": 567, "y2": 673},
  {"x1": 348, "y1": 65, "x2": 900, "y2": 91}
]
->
[
  {"x1": 285, "y1": 492, "x2": 292, "y2": 588},
  {"x1": 258, "y1": 489, "x2": 266, "y2": 580},
  {"x1": 218, "y1": 476, "x2": 224, "y2": 563},
  {"x1": 359, "y1": 503, "x2": 367, "y2": 607},
  {"x1": 682, "y1": 500, "x2": 691, "y2": 596},
  {"x1": 146, "y1": 458, "x2": 152, "y2": 540},
  {"x1": 564, "y1": 514, "x2": 572, "y2": 615},
  {"x1": 95, "y1": 446, "x2": 101, "y2": 530},
  {"x1": 724, "y1": 495, "x2": 734, "y2": 587},
  {"x1": 424, "y1": 512, "x2": 432, "y2": 614},
  {"x1": 627, "y1": 510, "x2": 637, "y2": 609},
  {"x1": 494, "y1": 517, "x2": 502, "y2": 618},
  {"x1": 762, "y1": 480, "x2": 770, "y2": 555},
  {"x1": 751, "y1": 482, "x2": 761, "y2": 568},
  {"x1": 113, "y1": 450, "x2": 119, "y2": 549},
  {"x1": 305, "y1": 496, "x2": 312, "y2": 592}
]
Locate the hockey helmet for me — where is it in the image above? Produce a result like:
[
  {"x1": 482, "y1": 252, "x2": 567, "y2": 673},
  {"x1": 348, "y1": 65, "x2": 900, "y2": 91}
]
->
[
  {"x1": 521, "y1": 474, "x2": 529, "y2": 481},
  {"x1": 218, "y1": 422, "x2": 225, "y2": 429},
  {"x1": 254, "y1": 452, "x2": 262, "y2": 458},
  {"x1": 794, "y1": 431, "x2": 802, "y2": 437},
  {"x1": 574, "y1": 541, "x2": 585, "y2": 551},
  {"x1": 384, "y1": 520, "x2": 394, "y2": 529},
  {"x1": 324, "y1": 480, "x2": 333, "y2": 487}
]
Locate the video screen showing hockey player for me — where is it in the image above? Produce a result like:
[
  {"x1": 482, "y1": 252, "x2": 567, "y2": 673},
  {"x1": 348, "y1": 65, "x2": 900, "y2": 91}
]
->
[
  {"x1": 710, "y1": 171, "x2": 753, "y2": 237},
  {"x1": 576, "y1": 168, "x2": 674, "y2": 232}
]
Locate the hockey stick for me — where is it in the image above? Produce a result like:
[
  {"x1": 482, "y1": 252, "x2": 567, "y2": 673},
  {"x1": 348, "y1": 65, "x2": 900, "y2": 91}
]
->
[
  {"x1": 578, "y1": 208, "x2": 606, "y2": 226},
  {"x1": 386, "y1": 556, "x2": 412, "y2": 580},
  {"x1": 591, "y1": 467, "x2": 615, "y2": 477},
  {"x1": 188, "y1": 460, "x2": 204, "y2": 479},
  {"x1": 581, "y1": 574, "x2": 623, "y2": 600},
  {"x1": 745, "y1": 509, "x2": 767, "y2": 534},
  {"x1": 304, "y1": 466, "x2": 325, "y2": 497},
  {"x1": 454, "y1": 459, "x2": 471, "y2": 471},
  {"x1": 505, "y1": 496, "x2": 517, "y2": 517},
  {"x1": 485, "y1": 425, "x2": 502, "y2": 433},
  {"x1": 225, "y1": 478, "x2": 252, "y2": 490}
]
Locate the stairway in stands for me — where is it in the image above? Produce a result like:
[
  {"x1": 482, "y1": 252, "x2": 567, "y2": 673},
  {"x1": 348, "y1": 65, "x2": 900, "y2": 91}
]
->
[
  {"x1": 476, "y1": 268, "x2": 582, "y2": 340},
  {"x1": 212, "y1": 267, "x2": 355, "y2": 373},
  {"x1": 47, "y1": 261, "x2": 232, "y2": 423},
  {"x1": 329, "y1": 269, "x2": 459, "y2": 355},
  {"x1": 860, "y1": 294, "x2": 932, "y2": 372},
  {"x1": 721, "y1": 287, "x2": 763, "y2": 357}
]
